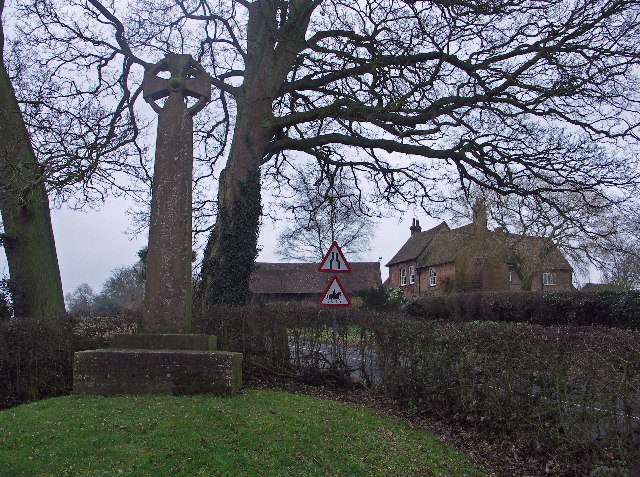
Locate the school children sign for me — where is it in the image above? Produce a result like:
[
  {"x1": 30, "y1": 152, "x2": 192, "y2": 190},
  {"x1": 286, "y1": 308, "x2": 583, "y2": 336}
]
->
[{"x1": 318, "y1": 242, "x2": 352, "y2": 307}]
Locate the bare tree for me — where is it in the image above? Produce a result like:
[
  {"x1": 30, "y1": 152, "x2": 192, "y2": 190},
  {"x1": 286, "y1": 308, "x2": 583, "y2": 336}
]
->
[
  {"x1": 99, "y1": 265, "x2": 145, "y2": 311},
  {"x1": 66, "y1": 264, "x2": 145, "y2": 316},
  {"x1": 275, "y1": 162, "x2": 375, "y2": 262},
  {"x1": 602, "y1": 245, "x2": 640, "y2": 290},
  {"x1": 65, "y1": 283, "x2": 95, "y2": 316},
  {"x1": 7, "y1": 0, "x2": 640, "y2": 309},
  {"x1": 600, "y1": 210, "x2": 640, "y2": 289}
]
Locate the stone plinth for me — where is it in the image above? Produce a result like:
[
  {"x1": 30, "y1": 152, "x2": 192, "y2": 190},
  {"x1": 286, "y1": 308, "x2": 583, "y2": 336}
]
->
[
  {"x1": 110, "y1": 333, "x2": 217, "y2": 351},
  {"x1": 73, "y1": 349, "x2": 242, "y2": 396}
]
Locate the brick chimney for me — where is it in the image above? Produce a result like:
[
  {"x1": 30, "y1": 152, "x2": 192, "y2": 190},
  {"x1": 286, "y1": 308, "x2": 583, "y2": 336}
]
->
[
  {"x1": 472, "y1": 198, "x2": 488, "y2": 229},
  {"x1": 410, "y1": 218, "x2": 422, "y2": 235}
]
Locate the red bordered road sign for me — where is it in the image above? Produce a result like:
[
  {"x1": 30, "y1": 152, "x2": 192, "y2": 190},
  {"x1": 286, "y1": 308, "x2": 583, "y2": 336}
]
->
[
  {"x1": 318, "y1": 275, "x2": 351, "y2": 307},
  {"x1": 318, "y1": 241, "x2": 351, "y2": 273}
]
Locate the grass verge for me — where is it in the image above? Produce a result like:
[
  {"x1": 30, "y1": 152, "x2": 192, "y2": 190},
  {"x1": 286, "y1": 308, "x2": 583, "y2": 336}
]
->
[{"x1": 0, "y1": 389, "x2": 484, "y2": 476}]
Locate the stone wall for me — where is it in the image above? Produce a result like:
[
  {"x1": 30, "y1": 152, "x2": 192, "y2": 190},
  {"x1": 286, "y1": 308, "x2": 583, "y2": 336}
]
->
[{"x1": 73, "y1": 348, "x2": 242, "y2": 396}]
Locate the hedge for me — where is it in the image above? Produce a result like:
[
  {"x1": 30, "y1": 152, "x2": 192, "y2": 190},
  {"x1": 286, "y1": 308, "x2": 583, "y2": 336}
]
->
[
  {"x1": 403, "y1": 290, "x2": 640, "y2": 329},
  {"x1": 0, "y1": 313, "x2": 138, "y2": 410},
  {"x1": 197, "y1": 303, "x2": 640, "y2": 473}
]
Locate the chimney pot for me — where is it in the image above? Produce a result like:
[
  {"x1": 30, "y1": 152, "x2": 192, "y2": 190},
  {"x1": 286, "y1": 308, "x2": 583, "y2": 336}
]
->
[{"x1": 410, "y1": 218, "x2": 422, "y2": 235}]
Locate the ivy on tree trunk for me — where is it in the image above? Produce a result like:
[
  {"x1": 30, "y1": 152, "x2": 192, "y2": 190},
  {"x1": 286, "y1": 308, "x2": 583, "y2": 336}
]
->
[{"x1": 197, "y1": 168, "x2": 261, "y2": 309}]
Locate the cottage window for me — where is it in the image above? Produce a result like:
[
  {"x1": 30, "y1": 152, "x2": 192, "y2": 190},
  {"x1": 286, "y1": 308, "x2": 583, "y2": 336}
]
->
[
  {"x1": 400, "y1": 268, "x2": 407, "y2": 286},
  {"x1": 409, "y1": 266, "x2": 415, "y2": 285},
  {"x1": 429, "y1": 267, "x2": 436, "y2": 287},
  {"x1": 543, "y1": 272, "x2": 557, "y2": 286}
]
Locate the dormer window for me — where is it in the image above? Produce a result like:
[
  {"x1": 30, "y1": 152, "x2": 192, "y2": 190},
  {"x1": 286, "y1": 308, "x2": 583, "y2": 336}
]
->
[{"x1": 543, "y1": 272, "x2": 557, "y2": 286}]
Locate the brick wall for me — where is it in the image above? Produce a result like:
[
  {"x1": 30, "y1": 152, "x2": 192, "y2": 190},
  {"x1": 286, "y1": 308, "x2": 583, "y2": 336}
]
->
[
  {"x1": 389, "y1": 263, "x2": 572, "y2": 294},
  {"x1": 389, "y1": 262, "x2": 458, "y2": 296},
  {"x1": 389, "y1": 262, "x2": 419, "y2": 297},
  {"x1": 531, "y1": 269, "x2": 573, "y2": 291}
]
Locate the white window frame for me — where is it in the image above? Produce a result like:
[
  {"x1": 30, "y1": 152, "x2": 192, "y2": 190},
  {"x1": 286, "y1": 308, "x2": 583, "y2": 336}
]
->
[
  {"x1": 400, "y1": 268, "x2": 407, "y2": 286},
  {"x1": 429, "y1": 267, "x2": 436, "y2": 287},
  {"x1": 409, "y1": 265, "x2": 415, "y2": 285},
  {"x1": 543, "y1": 272, "x2": 557, "y2": 286}
]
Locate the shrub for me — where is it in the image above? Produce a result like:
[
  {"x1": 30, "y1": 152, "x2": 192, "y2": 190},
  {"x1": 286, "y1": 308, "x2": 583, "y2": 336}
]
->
[
  {"x1": 0, "y1": 317, "x2": 74, "y2": 409},
  {"x1": 406, "y1": 290, "x2": 640, "y2": 329},
  {"x1": 358, "y1": 286, "x2": 403, "y2": 311},
  {"x1": 0, "y1": 312, "x2": 139, "y2": 410},
  {"x1": 358, "y1": 286, "x2": 388, "y2": 310}
]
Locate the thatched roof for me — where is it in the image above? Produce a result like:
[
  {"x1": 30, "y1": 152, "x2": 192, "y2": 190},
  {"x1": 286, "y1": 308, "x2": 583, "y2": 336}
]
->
[
  {"x1": 419, "y1": 223, "x2": 475, "y2": 267},
  {"x1": 385, "y1": 221, "x2": 449, "y2": 266},
  {"x1": 582, "y1": 283, "x2": 617, "y2": 291},
  {"x1": 250, "y1": 262, "x2": 382, "y2": 295},
  {"x1": 388, "y1": 220, "x2": 572, "y2": 271},
  {"x1": 501, "y1": 233, "x2": 573, "y2": 271}
]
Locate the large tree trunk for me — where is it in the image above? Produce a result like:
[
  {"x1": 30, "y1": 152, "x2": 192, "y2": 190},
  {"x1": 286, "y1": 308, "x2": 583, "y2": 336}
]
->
[
  {"x1": 196, "y1": 101, "x2": 271, "y2": 309},
  {"x1": 196, "y1": 0, "x2": 317, "y2": 311},
  {"x1": 0, "y1": 2, "x2": 65, "y2": 318}
]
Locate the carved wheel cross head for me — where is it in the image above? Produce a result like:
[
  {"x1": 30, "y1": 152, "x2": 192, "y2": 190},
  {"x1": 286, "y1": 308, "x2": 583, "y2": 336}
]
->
[{"x1": 143, "y1": 54, "x2": 211, "y2": 116}]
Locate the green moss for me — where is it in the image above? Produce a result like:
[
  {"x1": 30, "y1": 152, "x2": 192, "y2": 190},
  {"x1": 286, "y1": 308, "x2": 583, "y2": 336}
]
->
[{"x1": 172, "y1": 373, "x2": 222, "y2": 395}]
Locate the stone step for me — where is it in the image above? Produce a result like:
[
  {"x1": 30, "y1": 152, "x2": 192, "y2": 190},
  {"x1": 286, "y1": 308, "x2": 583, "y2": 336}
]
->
[
  {"x1": 73, "y1": 348, "x2": 242, "y2": 396},
  {"x1": 110, "y1": 333, "x2": 217, "y2": 351}
]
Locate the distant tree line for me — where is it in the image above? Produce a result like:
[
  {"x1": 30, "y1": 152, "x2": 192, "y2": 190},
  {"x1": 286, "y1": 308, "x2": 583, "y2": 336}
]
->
[{"x1": 65, "y1": 263, "x2": 144, "y2": 317}]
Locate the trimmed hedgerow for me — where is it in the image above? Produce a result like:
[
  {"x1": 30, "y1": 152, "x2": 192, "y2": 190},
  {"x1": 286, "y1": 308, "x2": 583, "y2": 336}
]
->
[
  {"x1": 404, "y1": 290, "x2": 640, "y2": 329},
  {"x1": 196, "y1": 303, "x2": 640, "y2": 473},
  {"x1": 0, "y1": 316, "x2": 73, "y2": 409},
  {"x1": 372, "y1": 317, "x2": 640, "y2": 467},
  {"x1": 0, "y1": 313, "x2": 138, "y2": 410}
]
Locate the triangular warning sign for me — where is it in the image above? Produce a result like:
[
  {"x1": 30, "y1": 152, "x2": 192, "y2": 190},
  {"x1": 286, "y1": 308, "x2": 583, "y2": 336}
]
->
[
  {"x1": 318, "y1": 241, "x2": 351, "y2": 273},
  {"x1": 319, "y1": 276, "x2": 351, "y2": 307}
]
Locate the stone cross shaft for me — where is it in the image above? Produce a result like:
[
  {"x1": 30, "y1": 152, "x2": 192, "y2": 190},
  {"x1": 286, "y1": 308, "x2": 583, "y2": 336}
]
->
[{"x1": 142, "y1": 55, "x2": 211, "y2": 333}]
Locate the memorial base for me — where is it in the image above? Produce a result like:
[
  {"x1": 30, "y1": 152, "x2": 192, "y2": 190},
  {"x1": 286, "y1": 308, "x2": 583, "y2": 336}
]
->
[
  {"x1": 73, "y1": 333, "x2": 242, "y2": 397},
  {"x1": 110, "y1": 333, "x2": 217, "y2": 351}
]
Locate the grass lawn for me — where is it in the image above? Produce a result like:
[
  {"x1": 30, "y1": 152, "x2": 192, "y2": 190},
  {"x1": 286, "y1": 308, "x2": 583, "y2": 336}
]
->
[{"x1": 0, "y1": 389, "x2": 484, "y2": 476}]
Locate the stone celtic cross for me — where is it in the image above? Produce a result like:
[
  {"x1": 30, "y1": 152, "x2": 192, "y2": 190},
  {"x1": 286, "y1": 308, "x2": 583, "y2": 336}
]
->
[{"x1": 142, "y1": 55, "x2": 211, "y2": 334}]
